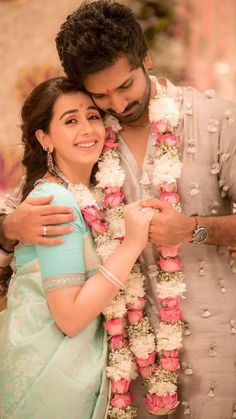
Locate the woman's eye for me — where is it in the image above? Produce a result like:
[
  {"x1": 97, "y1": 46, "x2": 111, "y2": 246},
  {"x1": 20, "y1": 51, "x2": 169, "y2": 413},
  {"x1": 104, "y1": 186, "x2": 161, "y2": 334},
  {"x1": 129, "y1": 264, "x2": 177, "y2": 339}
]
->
[
  {"x1": 88, "y1": 114, "x2": 101, "y2": 120},
  {"x1": 65, "y1": 118, "x2": 77, "y2": 124}
]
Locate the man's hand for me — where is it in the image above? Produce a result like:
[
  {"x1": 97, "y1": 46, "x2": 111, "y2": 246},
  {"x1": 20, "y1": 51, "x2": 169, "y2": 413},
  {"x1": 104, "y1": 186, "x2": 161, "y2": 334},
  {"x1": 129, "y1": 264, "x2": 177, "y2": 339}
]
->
[
  {"x1": 3, "y1": 195, "x2": 76, "y2": 246},
  {"x1": 141, "y1": 198, "x2": 195, "y2": 246}
]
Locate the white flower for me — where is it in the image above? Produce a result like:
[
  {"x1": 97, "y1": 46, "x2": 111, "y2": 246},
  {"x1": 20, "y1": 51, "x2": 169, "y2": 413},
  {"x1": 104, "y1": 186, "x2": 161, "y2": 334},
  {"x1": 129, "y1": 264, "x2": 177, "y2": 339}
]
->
[
  {"x1": 96, "y1": 156, "x2": 125, "y2": 188},
  {"x1": 102, "y1": 294, "x2": 126, "y2": 319},
  {"x1": 148, "y1": 381, "x2": 177, "y2": 396},
  {"x1": 106, "y1": 352, "x2": 138, "y2": 381},
  {"x1": 125, "y1": 272, "x2": 145, "y2": 299},
  {"x1": 153, "y1": 154, "x2": 182, "y2": 185},
  {"x1": 96, "y1": 238, "x2": 120, "y2": 261},
  {"x1": 156, "y1": 323, "x2": 182, "y2": 351},
  {"x1": 156, "y1": 281, "x2": 186, "y2": 299},
  {"x1": 106, "y1": 208, "x2": 125, "y2": 239},
  {"x1": 69, "y1": 184, "x2": 96, "y2": 208},
  {"x1": 104, "y1": 115, "x2": 122, "y2": 132},
  {"x1": 149, "y1": 96, "x2": 179, "y2": 127},
  {"x1": 129, "y1": 334, "x2": 156, "y2": 358}
]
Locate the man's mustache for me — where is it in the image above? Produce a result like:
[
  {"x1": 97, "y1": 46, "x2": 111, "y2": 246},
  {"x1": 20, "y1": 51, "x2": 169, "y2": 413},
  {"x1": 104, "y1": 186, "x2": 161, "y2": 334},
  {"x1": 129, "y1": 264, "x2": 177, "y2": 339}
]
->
[{"x1": 106, "y1": 101, "x2": 138, "y2": 116}]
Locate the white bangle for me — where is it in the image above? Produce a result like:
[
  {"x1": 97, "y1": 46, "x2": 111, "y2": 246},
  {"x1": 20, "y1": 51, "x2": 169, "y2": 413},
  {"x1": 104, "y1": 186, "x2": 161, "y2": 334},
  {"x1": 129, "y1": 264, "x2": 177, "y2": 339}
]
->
[{"x1": 98, "y1": 265, "x2": 125, "y2": 290}]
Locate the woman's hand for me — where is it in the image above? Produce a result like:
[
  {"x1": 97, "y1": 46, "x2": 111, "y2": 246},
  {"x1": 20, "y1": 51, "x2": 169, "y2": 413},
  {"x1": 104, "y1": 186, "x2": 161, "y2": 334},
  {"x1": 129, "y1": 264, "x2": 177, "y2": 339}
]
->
[{"x1": 123, "y1": 201, "x2": 155, "y2": 250}]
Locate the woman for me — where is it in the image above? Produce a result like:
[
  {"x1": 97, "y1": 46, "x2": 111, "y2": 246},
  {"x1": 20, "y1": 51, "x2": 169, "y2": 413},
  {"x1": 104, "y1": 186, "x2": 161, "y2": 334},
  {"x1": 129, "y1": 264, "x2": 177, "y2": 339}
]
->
[{"x1": 0, "y1": 77, "x2": 153, "y2": 419}]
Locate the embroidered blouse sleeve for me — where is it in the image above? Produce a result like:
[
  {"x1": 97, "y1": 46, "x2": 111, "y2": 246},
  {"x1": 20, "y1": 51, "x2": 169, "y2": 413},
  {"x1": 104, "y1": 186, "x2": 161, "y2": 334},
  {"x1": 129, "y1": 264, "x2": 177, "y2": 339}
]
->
[{"x1": 30, "y1": 183, "x2": 87, "y2": 292}]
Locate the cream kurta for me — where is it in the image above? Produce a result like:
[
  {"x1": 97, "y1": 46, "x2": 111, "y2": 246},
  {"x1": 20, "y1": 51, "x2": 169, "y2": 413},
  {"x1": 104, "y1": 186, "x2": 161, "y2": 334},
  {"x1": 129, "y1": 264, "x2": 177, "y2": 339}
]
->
[{"x1": 119, "y1": 79, "x2": 236, "y2": 419}]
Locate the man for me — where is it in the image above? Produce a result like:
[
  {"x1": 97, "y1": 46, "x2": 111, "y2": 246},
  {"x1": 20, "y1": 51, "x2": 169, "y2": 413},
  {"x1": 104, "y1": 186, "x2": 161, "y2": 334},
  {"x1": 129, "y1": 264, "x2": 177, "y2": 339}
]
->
[{"x1": 1, "y1": 1, "x2": 236, "y2": 418}]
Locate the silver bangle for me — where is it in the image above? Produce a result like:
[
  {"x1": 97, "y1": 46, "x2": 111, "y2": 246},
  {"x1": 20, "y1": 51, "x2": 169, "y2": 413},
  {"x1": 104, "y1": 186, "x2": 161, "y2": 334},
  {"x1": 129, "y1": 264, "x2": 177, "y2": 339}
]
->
[{"x1": 98, "y1": 265, "x2": 125, "y2": 290}]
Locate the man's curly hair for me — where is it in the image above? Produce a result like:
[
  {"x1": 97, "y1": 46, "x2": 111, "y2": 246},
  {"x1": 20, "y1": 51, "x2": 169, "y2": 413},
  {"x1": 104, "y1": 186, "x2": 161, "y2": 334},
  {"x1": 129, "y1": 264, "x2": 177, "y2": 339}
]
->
[{"x1": 55, "y1": 0, "x2": 148, "y2": 87}]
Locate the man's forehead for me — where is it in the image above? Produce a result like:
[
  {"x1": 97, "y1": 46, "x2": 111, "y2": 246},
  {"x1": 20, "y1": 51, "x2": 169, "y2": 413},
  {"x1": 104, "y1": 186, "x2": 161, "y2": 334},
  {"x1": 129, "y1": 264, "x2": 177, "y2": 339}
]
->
[{"x1": 83, "y1": 57, "x2": 137, "y2": 94}]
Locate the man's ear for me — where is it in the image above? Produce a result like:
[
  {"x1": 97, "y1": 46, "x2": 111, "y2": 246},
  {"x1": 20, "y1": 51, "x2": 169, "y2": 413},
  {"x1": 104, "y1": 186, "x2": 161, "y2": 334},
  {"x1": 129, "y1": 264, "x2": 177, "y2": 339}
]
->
[{"x1": 143, "y1": 52, "x2": 153, "y2": 71}]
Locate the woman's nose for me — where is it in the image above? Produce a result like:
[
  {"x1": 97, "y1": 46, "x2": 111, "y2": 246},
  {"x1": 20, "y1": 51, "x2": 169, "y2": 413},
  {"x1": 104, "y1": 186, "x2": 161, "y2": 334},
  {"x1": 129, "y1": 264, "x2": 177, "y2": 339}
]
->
[{"x1": 80, "y1": 118, "x2": 93, "y2": 135}]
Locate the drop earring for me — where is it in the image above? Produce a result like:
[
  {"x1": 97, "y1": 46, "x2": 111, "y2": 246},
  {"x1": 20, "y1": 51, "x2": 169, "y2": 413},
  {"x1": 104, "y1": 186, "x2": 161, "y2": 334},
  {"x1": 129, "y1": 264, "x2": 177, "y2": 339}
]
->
[{"x1": 46, "y1": 146, "x2": 54, "y2": 173}]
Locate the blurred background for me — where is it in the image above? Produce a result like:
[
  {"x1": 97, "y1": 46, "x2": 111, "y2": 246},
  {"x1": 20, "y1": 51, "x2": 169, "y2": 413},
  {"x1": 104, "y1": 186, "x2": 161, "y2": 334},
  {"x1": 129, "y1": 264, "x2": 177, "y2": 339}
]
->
[{"x1": 0, "y1": 0, "x2": 236, "y2": 197}]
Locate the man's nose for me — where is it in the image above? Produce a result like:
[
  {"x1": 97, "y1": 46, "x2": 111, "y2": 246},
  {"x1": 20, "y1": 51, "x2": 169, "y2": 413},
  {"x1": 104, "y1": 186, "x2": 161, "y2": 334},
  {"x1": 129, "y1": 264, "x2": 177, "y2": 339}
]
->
[{"x1": 109, "y1": 94, "x2": 128, "y2": 114}]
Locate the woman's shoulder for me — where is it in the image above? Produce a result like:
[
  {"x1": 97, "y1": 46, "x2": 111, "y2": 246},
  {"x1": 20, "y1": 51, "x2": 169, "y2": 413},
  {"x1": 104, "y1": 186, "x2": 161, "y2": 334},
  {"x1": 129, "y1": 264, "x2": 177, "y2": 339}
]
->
[{"x1": 29, "y1": 180, "x2": 78, "y2": 207}]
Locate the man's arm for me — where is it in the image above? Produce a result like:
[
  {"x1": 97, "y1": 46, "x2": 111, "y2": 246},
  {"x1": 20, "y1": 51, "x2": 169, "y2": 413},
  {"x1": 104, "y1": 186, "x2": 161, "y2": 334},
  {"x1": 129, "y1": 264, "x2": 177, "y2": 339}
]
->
[
  {"x1": 141, "y1": 198, "x2": 236, "y2": 247},
  {"x1": 1, "y1": 195, "x2": 77, "y2": 247}
]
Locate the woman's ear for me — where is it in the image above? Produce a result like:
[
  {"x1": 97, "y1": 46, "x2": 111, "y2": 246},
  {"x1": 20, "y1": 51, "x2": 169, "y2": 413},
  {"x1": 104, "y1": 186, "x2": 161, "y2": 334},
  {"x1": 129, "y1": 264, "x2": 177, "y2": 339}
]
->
[
  {"x1": 143, "y1": 52, "x2": 153, "y2": 71},
  {"x1": 35, "y1": 129, "x2": 52, "y2": 152}
]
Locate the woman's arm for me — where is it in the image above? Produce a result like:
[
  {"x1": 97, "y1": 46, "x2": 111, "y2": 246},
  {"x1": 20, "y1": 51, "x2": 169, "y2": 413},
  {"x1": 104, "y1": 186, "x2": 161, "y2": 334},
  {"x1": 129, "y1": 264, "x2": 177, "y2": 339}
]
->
[
  {"x1": 33, "y1": 184, "x2": 153, "y2": 337},
  {"x1": 46, "y1": 231, "x2": 145, "y2": 337}
]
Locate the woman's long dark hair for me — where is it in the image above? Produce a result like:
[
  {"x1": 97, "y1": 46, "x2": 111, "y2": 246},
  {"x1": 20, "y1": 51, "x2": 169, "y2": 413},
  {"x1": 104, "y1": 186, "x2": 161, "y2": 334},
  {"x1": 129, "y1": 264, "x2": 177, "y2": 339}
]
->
[
  {"x1": 21, "y1": 76, "x2": 83, "y2": 200},
  {"x1": 0, "y1": 77, "x2": 101, "y2": 296}
]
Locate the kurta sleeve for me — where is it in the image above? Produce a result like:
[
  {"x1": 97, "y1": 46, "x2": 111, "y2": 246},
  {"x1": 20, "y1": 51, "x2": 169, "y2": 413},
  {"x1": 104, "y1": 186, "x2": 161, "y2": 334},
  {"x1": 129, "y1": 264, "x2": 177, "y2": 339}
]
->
[
  {"x1": 218, "y1": 101, "x2": 236, "y2": 202},
  {"x1": 30, "y1": 182, "x2": 88, "y2": 292}
]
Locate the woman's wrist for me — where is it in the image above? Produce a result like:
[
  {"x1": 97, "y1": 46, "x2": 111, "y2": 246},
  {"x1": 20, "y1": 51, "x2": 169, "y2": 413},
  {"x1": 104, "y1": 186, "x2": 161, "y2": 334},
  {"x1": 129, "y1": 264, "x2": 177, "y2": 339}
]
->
[{"x1": 121, "y1": 236, "x2": 145, "y2": 254}]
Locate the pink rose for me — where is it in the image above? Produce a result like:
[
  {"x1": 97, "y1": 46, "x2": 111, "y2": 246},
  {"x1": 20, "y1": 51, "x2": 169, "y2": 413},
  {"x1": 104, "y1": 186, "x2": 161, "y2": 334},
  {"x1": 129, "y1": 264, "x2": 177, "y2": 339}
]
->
[
  {"x1": 103, "y1": 318, "x2": 124, "y2": 336},
  {"x1": 90, "y1": 220, "x2": 108, "y2": 236},
  {"x1": 103, "y1": 191, "x2": 124, "y2": 209},
  {"x1": 81, "y1": 205, "x2": 104, "y2": 223},
  {"x1": 160, "y1": 357, "x2": 180, "y2": 371},
  {"x1": 157, "y1": 245, "x2": 180, "y2": 258},
  {"x1": 156, "y1": 133, "x2": 178, "y2": 147},
  {"x1": 111, "y1": 379, "x2": 131, "y2": 394},
  {"x1": 159, "y1": 256, "x2": 182, "y2": 272},
  {"x1": 135, "y1": 351, "x2": 156, "y2": 367},
  {"x1": 127, "y1": 309, "x2": 143, "y2": 325},
  {"x1": 160, "y1": 192, "x2": 180, "y2": 205},
  {"x1": 105, "y1": 127, "x2": 117, "y2": 142},
  {"x1": 163, "y1": 349, "x2": 179, "y2": 358},
  {"x1": 138, "y1": 364, "x2": 157, "y2": 377},
  {"x1": 111, "y1": 393, "x2": 133, "y2": 408},
  {"x1": 151, "y1": 120, "x2": 168, "y2": 134},
  {"x1": 104, "y1": 140, "x2": 119, "y2": 149},
  {"x1": 127, "y1": 297, "x2": 146, "y2": 310},
  {"x1": 81, "y1": 206, "x2": 108, "y2": 235},
  {"x1": 160, "y1": 307, "x2": 182, "y2": 322},
  {"x1": 160, "y1": 181, "x2": 177, "y2": 193},
  {"x1": 145, "y1": 392, "x2": 179, "y2": 414},
  {"x1": 109, "y1": 335, "x2": 125, "y2": 350},
  {"x1": 159, "y1": 296, "x2": 181, "y2": 308}
]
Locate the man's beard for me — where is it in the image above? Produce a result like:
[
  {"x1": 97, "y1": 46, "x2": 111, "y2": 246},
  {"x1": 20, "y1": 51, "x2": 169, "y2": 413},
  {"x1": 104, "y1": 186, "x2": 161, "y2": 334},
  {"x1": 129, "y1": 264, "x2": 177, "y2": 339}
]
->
[{"x1": 106, "y1": 72, "x2": 151, "y2": 124}]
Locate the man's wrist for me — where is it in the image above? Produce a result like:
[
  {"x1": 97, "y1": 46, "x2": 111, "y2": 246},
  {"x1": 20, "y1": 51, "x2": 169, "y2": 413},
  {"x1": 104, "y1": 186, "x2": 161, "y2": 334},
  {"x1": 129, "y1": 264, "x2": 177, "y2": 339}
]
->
[
  {"x1": 188, "y1": 216, "x2": 208, "y2": 244},
  {"x1": 184, "y1": 216, "x2": 197, "y2": 242},
  {"x1": 0, "y1": 214, "x2": 18, "y2": 252}
]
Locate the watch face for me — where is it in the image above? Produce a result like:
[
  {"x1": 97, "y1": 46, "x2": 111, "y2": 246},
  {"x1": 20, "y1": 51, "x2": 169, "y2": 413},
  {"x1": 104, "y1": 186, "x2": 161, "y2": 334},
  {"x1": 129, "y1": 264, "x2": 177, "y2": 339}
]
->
[{"x1": 194, "y1": 227, "x2": 208, "y2": 243}]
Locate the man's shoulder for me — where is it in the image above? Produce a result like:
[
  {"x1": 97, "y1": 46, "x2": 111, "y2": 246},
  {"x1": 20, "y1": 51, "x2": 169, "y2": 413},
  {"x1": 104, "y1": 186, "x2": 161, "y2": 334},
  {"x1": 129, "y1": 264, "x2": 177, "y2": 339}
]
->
[
  {"x1": 183, "y1": 85, "x2": 236, "y2": 113},
  {"x1": 175, "y1": 84, "x2": 236, "y2": 126}
]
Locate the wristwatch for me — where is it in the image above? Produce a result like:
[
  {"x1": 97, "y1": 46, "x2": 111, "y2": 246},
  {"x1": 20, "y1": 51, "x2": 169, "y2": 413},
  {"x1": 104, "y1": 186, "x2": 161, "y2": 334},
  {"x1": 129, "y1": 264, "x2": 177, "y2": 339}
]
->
[{"x1": 191, "y1": 217, "x2": 208, "y2": 244}]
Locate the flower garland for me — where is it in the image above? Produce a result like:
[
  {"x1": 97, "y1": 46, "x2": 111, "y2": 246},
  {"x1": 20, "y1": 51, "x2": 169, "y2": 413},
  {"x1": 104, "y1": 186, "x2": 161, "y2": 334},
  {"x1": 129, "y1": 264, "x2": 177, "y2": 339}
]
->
[
  {"x1": 66, "y1": 80, "x2": 185, "y2": 418},
  {"x1": 97, "y1": 80, "x2": 185, "y2": 417},
  {"x1": 70, "y1": 140, "x2": 158, "y2": 418}
]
